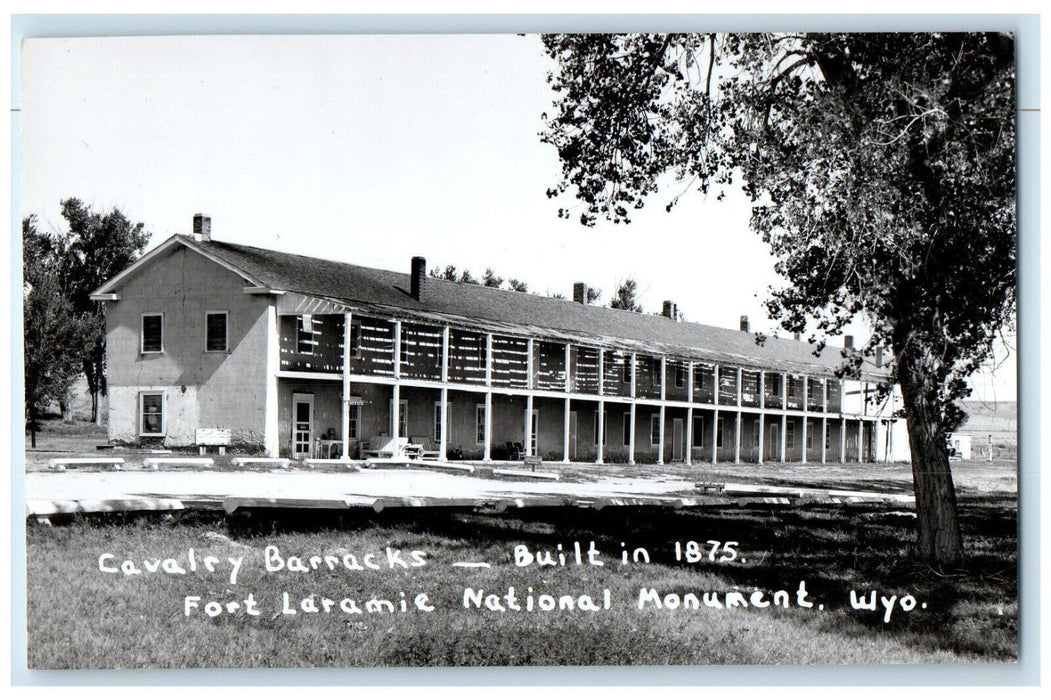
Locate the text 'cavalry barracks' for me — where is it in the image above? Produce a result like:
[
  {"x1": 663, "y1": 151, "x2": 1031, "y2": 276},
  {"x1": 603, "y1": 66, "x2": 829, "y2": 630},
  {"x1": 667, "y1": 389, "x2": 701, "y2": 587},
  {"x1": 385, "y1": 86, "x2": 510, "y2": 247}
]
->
[{"x1": 90, "y1": 215, "x2": 909, "y2": 465}]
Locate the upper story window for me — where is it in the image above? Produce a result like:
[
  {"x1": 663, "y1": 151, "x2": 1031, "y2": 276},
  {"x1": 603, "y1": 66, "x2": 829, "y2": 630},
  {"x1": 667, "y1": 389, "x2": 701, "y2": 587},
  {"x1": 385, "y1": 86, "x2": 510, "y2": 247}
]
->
[
  {"x1": 297, "y1": 315, "x2": 314, "y2": 355},
  {"x1": 622, "y1": 358, "x2": 632, "y2": 384},
  {"x1": 141, "y1": 313, "x2": 163, "y2": 353},
  {"x1": 675, "y1": 364, "x2": 686, "y2": 388},
  {"x1": 205, "y1": 311, "x2": 228, "y2": 352}
]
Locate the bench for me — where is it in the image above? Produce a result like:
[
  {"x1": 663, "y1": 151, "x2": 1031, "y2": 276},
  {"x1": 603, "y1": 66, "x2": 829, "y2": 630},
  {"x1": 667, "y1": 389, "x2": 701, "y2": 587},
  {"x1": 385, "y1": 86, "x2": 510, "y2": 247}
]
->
[
  {"x1": 48, "y1": 457, "x2": 125, "y2": 471},
  {"x1": 363, "y1": 436, "x2": 408, "y2": 459},
  {"x1": 143, "y1": 457, "x2": 215, "y2": 471},
  {"x1": 410, "y1": 436, "x2": 441, "y2": 460},
  {"x1": 195, "y1": 428, "x2": 231, "y2": 456},
  {"x1": 695, "y1": 481, "x2": 726, "y2": 494}
]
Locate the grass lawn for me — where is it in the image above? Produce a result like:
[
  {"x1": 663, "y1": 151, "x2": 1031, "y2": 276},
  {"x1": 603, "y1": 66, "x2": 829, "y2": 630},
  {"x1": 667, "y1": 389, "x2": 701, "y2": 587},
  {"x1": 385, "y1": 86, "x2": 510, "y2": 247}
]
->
[{"x1": 26, "y1": 499, "x2": 1017, "y2": 668}]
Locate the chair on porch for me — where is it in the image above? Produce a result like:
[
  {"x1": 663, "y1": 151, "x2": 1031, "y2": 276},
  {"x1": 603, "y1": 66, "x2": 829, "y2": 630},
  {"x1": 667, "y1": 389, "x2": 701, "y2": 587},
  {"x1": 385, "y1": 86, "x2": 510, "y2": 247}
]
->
[{"x1": 506, "y1": 441, "x2": 525, "y2": 460}]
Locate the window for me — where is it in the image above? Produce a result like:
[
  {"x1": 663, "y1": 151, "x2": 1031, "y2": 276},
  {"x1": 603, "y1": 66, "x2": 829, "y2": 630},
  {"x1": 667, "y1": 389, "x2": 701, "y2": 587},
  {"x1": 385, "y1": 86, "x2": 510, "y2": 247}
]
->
[
  {"x1": 692, "y1": 415, "x2": 704, "y2": 448},
  {"x1": 786, "y1": 422, "x2": 796, "y2": 449},
  {"x1": 769, "y1": 374, "x2": 781, "y2": 396},
  {"x1": 139, "y1": 393, "x2": 164, "y2": 436},
  {"x1": 433, "y1": 402, "x2": 443, "y2": 444},
  {"x1": 754, "y1": 421, "x2": 761, "y2": 447},
  {"x1": 348, "y1": 404, "x2": 360, "y2": 440},
  {"x1": 650, "y1": 415, "x2": 661, "y2": 446},
  {"x1": 205, "y1": 311, "x2": 228, "y2": 352},
  {"x1": 623, "y1": 414, "x2": 632, "y2": 446},
  {"x1": 141, "y1": 314, "x2": 163, "y2": 353},
  {"x1": 788, "y1": 377, "x2": 799, "y2": 399},
  {"x1": 297, "y1": 315, "x2": 314, "y2": 354},
  {"x1": 651, "y1": 358, "x2": 660, "y2": 387},
  {"x1": 476, "y1": 404, "x2": 486, "y2": 444},
  {"x1": 675, "y1": 364, "x2": 685, "y2": 388},
  {"x1": 623, "y1": 358, "x2": 632, "y2": 384},
  {"x1": 806, "y1": 421, "x2": 814, "y2": 449},
  {"x1": 825, "y1": 423, "x2": 832, "y2": 450},
  {"x1": 717, "y1": 417, "x2": 724, "y2": 448}
]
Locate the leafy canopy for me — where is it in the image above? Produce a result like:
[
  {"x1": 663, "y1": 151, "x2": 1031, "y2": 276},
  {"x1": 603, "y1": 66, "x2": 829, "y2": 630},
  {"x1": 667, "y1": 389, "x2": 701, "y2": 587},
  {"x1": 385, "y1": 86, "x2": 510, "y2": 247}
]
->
[{"x1": 542, "y1": 33, "x2": 1015, "y2": 436}]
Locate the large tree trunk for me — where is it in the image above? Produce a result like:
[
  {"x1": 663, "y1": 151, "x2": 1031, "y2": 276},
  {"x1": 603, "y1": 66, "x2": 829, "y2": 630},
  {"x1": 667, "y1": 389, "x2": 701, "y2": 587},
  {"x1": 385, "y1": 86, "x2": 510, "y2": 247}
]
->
[
  {"x1": 897, "y1": 355, "x2": 965, "y2": 567},
  {"x1": 28, "y1": 403, "x2": 37, "y2": 449}
]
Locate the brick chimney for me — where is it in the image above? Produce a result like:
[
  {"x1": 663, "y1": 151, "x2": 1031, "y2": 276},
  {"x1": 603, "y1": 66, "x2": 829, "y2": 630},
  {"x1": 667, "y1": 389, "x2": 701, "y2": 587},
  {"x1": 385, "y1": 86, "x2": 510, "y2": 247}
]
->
[
  {"x1": 793, "y1": 332, "x2": 801, "y2": 341},
  {"x1": 875, "y1": 347, "x2": 884, "y2": 367},
  {"x1": 411, "y1": 256, "x2": 426, "y2": 301},
  {"x1": 662, "y1": 300, "x2": 678, "y2": 320},
  {"x1": 844, "y1": 335, "x2": 854, "y2": 350},
  {"x1": 573, "y1": 282, "x2": 589, "y2": 305},
  {"x1": 193, "y1": 213, "x2": 211, "y2": 242},
  {"x1": 739, "y1": 315, "x2": 750, "y2": 332}
]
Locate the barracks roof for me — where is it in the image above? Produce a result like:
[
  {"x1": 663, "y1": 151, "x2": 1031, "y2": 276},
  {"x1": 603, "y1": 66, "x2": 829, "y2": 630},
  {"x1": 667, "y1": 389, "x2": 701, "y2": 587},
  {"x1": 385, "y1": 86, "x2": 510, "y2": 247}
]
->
[{"x1": 102, "y1": 234, "x2": 889, "y2": 380}]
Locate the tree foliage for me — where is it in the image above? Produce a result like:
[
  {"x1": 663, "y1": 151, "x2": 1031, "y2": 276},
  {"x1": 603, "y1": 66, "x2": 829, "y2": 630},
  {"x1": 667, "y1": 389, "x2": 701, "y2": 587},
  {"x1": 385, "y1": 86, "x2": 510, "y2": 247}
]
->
[
  {"x1": 541, "y1": 33, "x2": 1015, "y2": 565},
  {"x1": 23, "y1": 217, "x2": 81, "y2": 445},
  {"x1": 57, "y1": 199, "x2": 151, "y2": 422},
  {"x1": 610, "y1": 277, "x2": 644, "y2": 312},
  {"x1": 23, "y1": 200, "x2": 150, "y2": 424}
]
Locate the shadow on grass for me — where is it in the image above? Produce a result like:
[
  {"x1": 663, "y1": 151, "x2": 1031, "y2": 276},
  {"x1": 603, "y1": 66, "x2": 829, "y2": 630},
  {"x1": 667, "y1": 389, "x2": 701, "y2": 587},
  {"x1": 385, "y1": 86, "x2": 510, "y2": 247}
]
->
[{"x1": 42, "y1": 496, "x2": 1017, "y2": 661}]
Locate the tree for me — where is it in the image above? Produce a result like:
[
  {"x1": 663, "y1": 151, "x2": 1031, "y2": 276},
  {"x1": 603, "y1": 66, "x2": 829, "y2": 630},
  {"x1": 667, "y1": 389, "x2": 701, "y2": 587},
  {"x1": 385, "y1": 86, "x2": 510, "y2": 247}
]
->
[
  {"x1": 54, "y1": 199, "x2": 150, "y2": 423},
  {"x1": 541, "y1": 33, "x2": 1015, "y2": 566},
  {"x1": 508, "y1": 278, "x2": 529, "y2": 293},
  {"x1": 483, "y1": 268, "x2": 504, "y2": 288},
  {"x1": 23, "y1": 217, "x2": 82, "y2": 447},
  {"x1": 610, "y1": 277, "x2": 644, "y2": 312}
]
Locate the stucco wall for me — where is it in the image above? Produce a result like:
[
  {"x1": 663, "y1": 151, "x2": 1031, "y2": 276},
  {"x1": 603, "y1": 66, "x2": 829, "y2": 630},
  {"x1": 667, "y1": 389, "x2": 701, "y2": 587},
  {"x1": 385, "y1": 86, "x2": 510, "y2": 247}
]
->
[{"x1": 105, "y1": 245, "x2": 271, "y2": 447}]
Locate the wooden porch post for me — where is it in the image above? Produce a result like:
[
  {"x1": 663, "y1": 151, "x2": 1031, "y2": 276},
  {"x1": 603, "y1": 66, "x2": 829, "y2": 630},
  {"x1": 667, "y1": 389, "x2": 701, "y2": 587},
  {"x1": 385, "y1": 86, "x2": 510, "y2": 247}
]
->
[
  {"x1": 440, "y1": 326, "x2": 449, "y2": 460},
  {"x1": 628, "y1": 402, "x2": 636, "y2": 465},
  {"x1": 711, "y1": 408, "x2": 719, "y2": 465},
  {"x1": 657, "y1": 404, "x2": 665, "y2": 465},
  {"x1": 597, "y1": 399, "x2": 605, "y2": 465},
  {"x1": 341, "y1": 311, "x2": 353, "y2": 459},
  {"x1": 685, "y1": 361, "x2": 694, "y2": 466},
  {"x1": 563, "y1": 397, "x2": 571, "y2": 463}
]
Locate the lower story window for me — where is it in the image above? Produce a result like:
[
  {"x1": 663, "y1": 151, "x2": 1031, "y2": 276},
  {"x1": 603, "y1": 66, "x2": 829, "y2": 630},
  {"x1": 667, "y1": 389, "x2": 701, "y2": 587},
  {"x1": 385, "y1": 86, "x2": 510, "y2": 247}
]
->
[
  {"x1": 476, "y1": 404, "x2": 486, "y2": 444},
  {"x1": 140, "y1": 393, "x2": 164, "y2": 436},
  {"x1": 650, "y1": 414, "x2": 661, "y2": 446},
  {"x1": 348, "y1": 404, "x2": 359, "y2": 440}
]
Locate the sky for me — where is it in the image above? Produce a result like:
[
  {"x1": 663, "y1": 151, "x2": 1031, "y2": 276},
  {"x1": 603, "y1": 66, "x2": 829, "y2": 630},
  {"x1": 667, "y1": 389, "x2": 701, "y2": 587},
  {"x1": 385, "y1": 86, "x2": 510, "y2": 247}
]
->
[{"x1": 18, "y1": 33, "x2": 1017, "y2": 402}]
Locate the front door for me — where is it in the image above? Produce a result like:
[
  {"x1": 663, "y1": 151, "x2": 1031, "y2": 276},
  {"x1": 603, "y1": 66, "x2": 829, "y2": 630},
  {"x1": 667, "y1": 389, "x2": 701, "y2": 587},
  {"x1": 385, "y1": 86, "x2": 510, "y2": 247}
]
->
[
  {"x1": 768, "y1": 423, "x2": 780, "y2": 461},
  {"x1": 292, "y1": 393, "x2": 314, "y2": 459},
  {"x1": 672, "y1": 418, "x2": 684, "y2": 461}
]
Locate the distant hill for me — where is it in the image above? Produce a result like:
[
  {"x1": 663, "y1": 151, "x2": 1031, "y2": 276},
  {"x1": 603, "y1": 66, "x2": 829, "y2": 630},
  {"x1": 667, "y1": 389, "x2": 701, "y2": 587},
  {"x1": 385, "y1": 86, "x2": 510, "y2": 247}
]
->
[{"x1": 957, "y1": 400, "x2": 1017, "y2": 454}]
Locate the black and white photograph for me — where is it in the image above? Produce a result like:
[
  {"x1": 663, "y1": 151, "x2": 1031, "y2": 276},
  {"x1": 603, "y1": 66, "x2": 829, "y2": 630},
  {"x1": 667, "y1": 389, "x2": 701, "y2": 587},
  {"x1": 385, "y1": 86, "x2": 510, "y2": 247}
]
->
[{"x1": 16, "y1": 24, "x2": 1023, "y2": 674}]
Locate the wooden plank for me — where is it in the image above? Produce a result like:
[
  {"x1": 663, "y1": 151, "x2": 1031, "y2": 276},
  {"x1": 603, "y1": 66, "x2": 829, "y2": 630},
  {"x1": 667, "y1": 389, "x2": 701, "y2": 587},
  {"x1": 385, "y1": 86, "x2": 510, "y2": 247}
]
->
[
  {"x1": 27, "y1": 498, "x2": 185, "y2": 515},
  {"x1": 223, "y1": 497, "x2": 354, "y2": 513},
  {"x1": 230, "y1": 457, "x2": 291, "y2": 468},
  {"x1": 48, "y1": 457, "x2": 125, "y2": 470},
  {"x1": 491, "y1": 468, "x2": 559, "y2": 481},
  {"x1": 143, "y1": 457, "x2": 215, "y2": 469}
]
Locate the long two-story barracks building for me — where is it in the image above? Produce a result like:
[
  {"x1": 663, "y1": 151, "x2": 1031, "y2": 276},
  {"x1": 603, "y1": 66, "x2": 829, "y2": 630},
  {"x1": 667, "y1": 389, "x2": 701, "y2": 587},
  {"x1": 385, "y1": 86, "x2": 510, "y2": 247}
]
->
[{"x1": 91, "y1": 216, "x2": 909, "y2": 465}]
